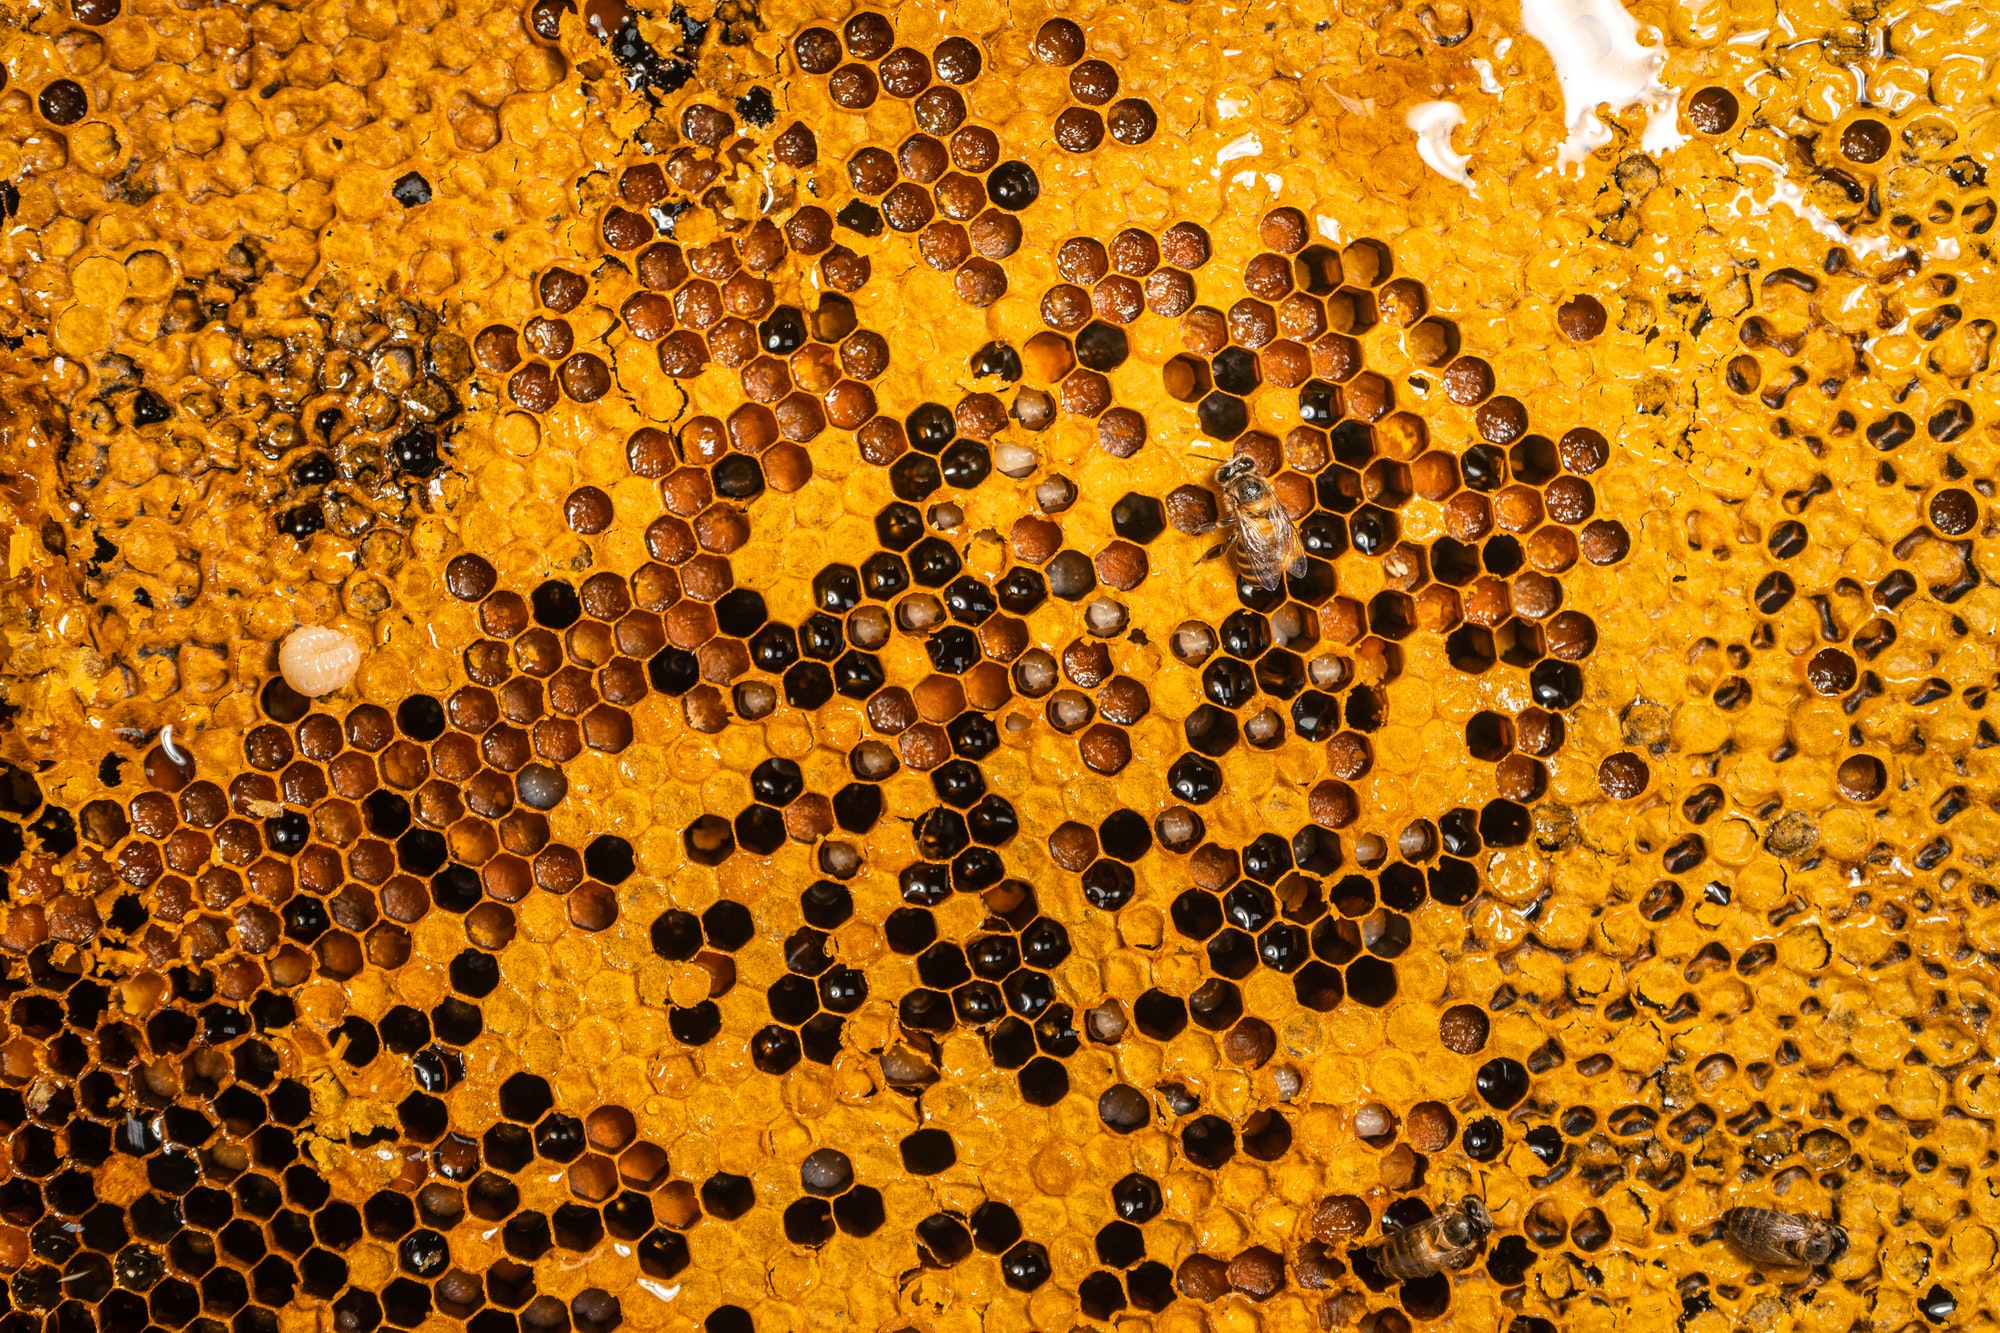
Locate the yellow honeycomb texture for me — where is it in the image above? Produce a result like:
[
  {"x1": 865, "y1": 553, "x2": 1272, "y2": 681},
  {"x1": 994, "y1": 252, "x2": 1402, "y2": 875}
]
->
[{"x1": 0, "y1": 0, "x2": 1995, "y2": 1327}]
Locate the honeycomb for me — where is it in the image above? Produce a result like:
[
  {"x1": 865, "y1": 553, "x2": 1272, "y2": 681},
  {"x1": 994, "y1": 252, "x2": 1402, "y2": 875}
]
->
[{"x1": 0, "y1": 0, "x2": 1994, "y2": 1327}]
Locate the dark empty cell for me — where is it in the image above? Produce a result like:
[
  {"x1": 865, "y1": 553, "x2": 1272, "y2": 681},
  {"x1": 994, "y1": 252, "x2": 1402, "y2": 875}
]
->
[
  {"x1": 1767, "y1": 519, "x2": 1809, "y2": 558},
  {"x1": 917, "y1": 941, "x2": 972, "y2": 989},
  {"x1": 1034, "y1": 1003, "x2": 1080, "y2": 1058},
  {"x1": 1019, "y1": 917, "x2": 1069, "y2": 968},
  {"x1": 702, "y1": 900, "x2": 755, "y2": 950},
  {"x1": 892, "y1": 409, "x2": 955, "y2": 466},
  {"x1": 784, "y1": 661, "x2": 835, "y2": 709},
  {"x1": 1258, "y1": 922, "x2": 1308, "y2": 971},
  {"x1": 432, "y1": 862, "x2": 481, "y2": 911},
  {"x1": 833, "y1": 1186, "x2": 885, "y2": 1237},
  {"x1": 899, "y1": 1128, "x2": 957, "y2": 1177},
  {"x1": 1018, "y1": 1056, "x2": 1069, "y2": 1105},
  {"x1": 1110, "y1": 493, "x2": 1164, "y2": 544},
  {"x1": 899, "y1": 860, "x2": 951, "y2": 906},
  {"x1": 1477, "y1": 1057, "x2": 1531, "y2": 1109},
  {"x1": 1378, "y1": 863, "x2": 1427, "y2": 910},
  {"x1": 813, "y1": 564, "x2": 862, "y2": 614},
  {"x1": 875, "y1": 502, "x2": 926, "y2": 551},
  {"x1": 818, "y1": 966, "x2": 868, "y2": 1014},
  {"x1": 392, "y1": 172, "x2": 432, "y2": 206},
  {"x1": 396, "y1": 694, "x2": 446, "y2": 742},
  {"x1": 905, "y1": 537, "x2": 963, "y2": 587},
  {"x1": 833, "y1": 782, "x2": 883, "y2": 832},
  {"x1": 1345, "y1": 956, "x2": 1398, "y2": 1006},
  {"x1": 502, "y1": 1210, "x2": 552, "y2": 1261},
  {"x1": 534, "y1": 1112, "x2": 588, "y2": 1163},
  {"x1": 449, "y1": 950, "x2": 499, "y2": 998},
  {"x1": 943, "y1": 575, "x2": 998, "y2": 624},
  {"x1": 1099, "y1": 809, "x2": 1152, "y2": 860},
  {"x1": 782, "y1": 1198, "x2": 835, "y2": 1248},
  {"x1": 970, "y1": 340, "x2": 1023, "y2": 380},
  {"x1": 500, "y1": 1072, "x2": 555, "y2": 1124},
  {"x1": 1171, "y1": 888, "x2": 1224, "y2": 939},
  {"x1": 1212, "y1": 346, "x2": 1259, "y2": 394},
  {"x1": 712, "y1": 454, "x2": 764, "y2": 499},
  {"x1": 1127, "y1": 1260, "x2": 1175, "y2": 1312},
  {"x1": 1487, "y1": 1235, "x2": 1535, "y2": 1286},
  {"x1": 1220, "y1": 610, "x2": 1271, "y2": 659},
  {"x1": 801, "y1": 613, "x2": 846, "y2": 659},
  {"x1": 1224, "y1": 882, "x2": 1278, "y2": 932},
  {"x1": 1079, "y1": 1270, "x2": 1128, "y2": 1319},
  {"x1": 1002, "y1": 969, "x2": 1056, "y2": 1020},
  {"x1": 987, "y1": 1015, "x2": 1036, "y2": 1067},
  {"x1": 1132, "y1": 988, "x2": 1187, "y2": 1040},
  {"x1": 966, "y1": 793, "x2": 1018, "y2": 845},
  {"x1": 1169, "y1": 753, "x2": 1223, "y2": 803},
  {"x1": 916, "y1": 806, "x2": 970, "y2": 860},
  {"x1": 1242, "y1": 832, "x2": 1292, "y2": 883},
  {"x1": 649, "y1": 646, "x2": 701, "y2": 695},
  {"x1": 1184, "y1": 703, "x2": 1240, "y2": 756},
  {"x1": 987, "y1": 161, "x2": 1040, "y2": 210},
  {"x1": 650, "y1": 909, "x2": 702, "y2": 960},
  {"x1": 952, "y1": 979, "x2": 1004, "y2": 1025},
  {"x1": 699, "y1": 1173, "x2": 756, "y2": 1222},
  {"x1": 1462, "y1": 443, "x2": 1505, "y2": 490},
  {"x1": 748, "y1": 1020, "x2": 800, "y2": 1072},
  {"x1": 530, "y1": 580, "x2": 582, "y2": 629},
  {"x1": 1187, "y1": 978, "x2": 1243, "y2": 1030},
  {"x1": 749, "y1": 759, "x2": 804, "y2": 807},
  {"x1": 833, "y1": 650, "x2": 886, "y2": 697},
  {"x1": 312, "y1": 1201, "x2": 363, "y2": 1249},
  {"x1": 1202, "y1": 656, "x2": 1256, "y2": 708},
  {"x1": 796, "y1": 1012, "x2": 844, "y2": 1064},
  {"x1": 264, "y1": 809, "x2": 310, "y2": 854},
  {"x1": 1082, "y1": 859, "x2": 1136, "y2": 910},
  {"x1": 969, "y1": 1201, "x2": 1022, "y2": 1256},
  {"x1": 801, "y1": 880, "x2": 853, "y2": 928},
  {"x1": 996, "y1": 566, "x2": 1047, "y2": 613},
  {"x1": 329, "y1": 1016, "x2": 379, "y2": 1066},
  {"x1": 1075, "y1": 321, "x2": 1129, "y2": 371},
  {"x1": 1349, "y1": 505, "x2": 1397, "y2": 556},
  {"x1": 1479, "y1": 799, "x2": 1531, "y2": 848},
  {"x1": 714, "y1": 588, "x2": 768, "y2": 637},
  {"x1": 836, "y1": 199, "x2": 884, "y2": 236},
  {"x1": 947, "y1": 711, "x2": 1000, "y2": 760},
  {"x1": 431, "y1": 997, "x2": 483, "y2": 1045},
  {"x1": 1197, "y1": 392, "x2": 1249, "y2": 439},
  {"x1": 917, "y1": 1213, "x2": 974, "y2": 1266},
  {"x1": 759, "y1": 305, "x2": 807, "y2": 354},
  {"x1": 941, "y1": 439, "x2": 991, "y2": 489},
  {"x1": 767, "y1": 973, "x2": 820, "y2": 1025},
  {"x1": 1001, "y1": 1240, "x2": 1051, "y2": 1292},
  {"x1": 1300, "y1": 379, "x2": 1341, "y2": 426},
  {"x1": 860, "y1": 551, "x2": 910, "y2": 600},
  {"x1": 1180, "y1": 1115, "x2": 1235, "y2": 1168}
]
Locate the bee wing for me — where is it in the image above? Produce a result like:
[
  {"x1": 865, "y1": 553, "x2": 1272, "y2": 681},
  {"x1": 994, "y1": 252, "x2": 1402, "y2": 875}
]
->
[{"x1": 1287, "y1": 552, "x2": 1308, "y2": 578}]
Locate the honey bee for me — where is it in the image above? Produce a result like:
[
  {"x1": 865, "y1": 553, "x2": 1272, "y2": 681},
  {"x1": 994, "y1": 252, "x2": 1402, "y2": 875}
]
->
[
  {"x1": 1370, "y1": 1197, "x2": 1493, "y2": 1281},
  {"x1": 1721, "y1": 1207, "x2": 1848, "y2": 1268},
  {"x1": 1203, "y1": 455, "x2": 1307, "y2": 590}
]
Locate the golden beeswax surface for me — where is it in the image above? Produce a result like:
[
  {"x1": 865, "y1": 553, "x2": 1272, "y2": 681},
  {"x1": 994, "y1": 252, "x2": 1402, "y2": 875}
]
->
[{"x1": 0, "y1": 0, "x2": 1998, "y2": 1328}]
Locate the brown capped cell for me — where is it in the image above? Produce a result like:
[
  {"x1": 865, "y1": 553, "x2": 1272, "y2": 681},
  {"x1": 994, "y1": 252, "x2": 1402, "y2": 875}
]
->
[
  {"x1": 914, "y1": 85, "x2": 967, "y2": 134},
  {"x1": 525, "y1": 316, "x2": 573, "y2": 360},
  {"x1": 1377, "y1": 278, "x2": 1426, "y2": 328},
  {"x1": 1598, "y1": 751, "x2": 1649, "y2": 800},
  {"x1": 740, "y1": 220, "x2": 787, "y2": 273},
  {"x1": 540, "y1": 268, "x2": 586, "y2": 312},
  {"x1": 898, "y1": 134, "x2": 949, "y2": 184},
  {"x1": 1441, "y1": 356, "x2": 1494, "y2": 405},
  {"x1": 1060, "y1": 370, "x2": 1111, "y2": 417},
  {"x1": 1557, "y1": 294, "x2": 1608, "y2": 341},
  {"x1": 934, "y1": 171, "x2": 987, "y2": 222},
  {"x1": 1438, "y1": 1002, "x2": 1489, "y2": 1053},
  {"x1": 1054, "y1": 108, "x2": 1105, "y2": 153},
  {"x1": 1463, "y1": 576, "x2": 1511, "y2": 627},
  {"x1": 1311, "y1": 331, "x2": 1362, "y2": 382},
  {"x1": 839, "y1": 330, "x2": 891, "y2": 381},
  {"x1": 1443, "y1": 491, "x2": 1493, "y2": 542},
  {"x1": 677, "y1": 417, "x2": 727, "y2": 466},
  {"x1": 674, "y1": 281, "x2": 724, "y2": 331},
  {"x1": 1527, "y1": 526, "x2": 1579, "y2": 574},
  {"x1": 900, "y1": 722, "x2": 951, "y2": 770},
  {"x1": 1308, "y1": 780, "x2": 1358, "y2": 828},
  {"x1": 722, "y1": 272, "x2": 775, "y2": 320},
  {"x1": 1543, "y1": 476, "x2": 1595, "y2": 525},
  {"x1": 620, "y1": 163, "x2": 667, "y2": 207},
  {"x1": 1062, "y1": 640, "x2": 1113, "y2": 688},
  {"x1": 919, "y1": 222, "x2": 972, "y2": 271},
  {"x1": 1144, "y1": 268, "x2": 1195, "y2": 317},
  {"x1": 1094, "y1": 275, "x2": 1144, "y2": 324},
  {"x1": 848, "y1": 146, "x2": 898, "y2": 195},
  {"x1": 1063, "y1": 57, "x2": 1118, "y2": 106},
  {"x1": 1324, "y1": 730, "x2": 1372, "y2": 780},
  {"x1": 1685, "y1": 85, "x2": 1738, "y2": 135},
  {"x1": 695, "y1": 507, "x2": 751, "y2": 554},
  {"x1": 680, "y1": 103, "x2": 733, "y2": 147},
  {"x1": 825, "y1": 380, "x2": 878, "y2": 429},
  {"x1": 1230, "y1": 1247, "x2": 1285, "y2": 1300},
  {"x1": 964, "y1": 660, "x2": 1013, "y2": 709},
  {"x1": 1344, "y1": 371, "x2": 1392, "y2": 422},
  {"x1": 782, "y1": 207, "x2": 834, "y2": 257},
  {"x1": 1930, "y1": 487, "x2": 1979, "y2": 535},
  {"x1": 821, "y1": 246, "x2": 871, "y2": 292},
  {"x1": 828, "y1": 64, "x2": 879, "y2": 108},
  {"x1": 1177, "y1": 1254, "x2": 1231, "y2": 1302},
  {"x1": 857, "y1": 417, "x2": 907, "y2": 465},
  {"x1": 1021, "y1": 332, "x2": 1074, "y2": 384},
  {"x1": 913, "y1": 675, "x2": 967, "y2": 723},
  {"x1": 1056, "y1": 237, "x2": 1109, "y2": 286},
  {"x1": 1098, "y1": 408, "x2": 1146, "y2": 459},
  {"x1": 1049, "y1": 821, "x2": 1099, "y2": 871},
  {"x1": 1166, "y1": 484, "x2": 1218, "y2": 536},
  {"x1": 843, "y1": 10, "x2": 893, "y2": 57},
  {"x1": 1511, "y1": 572, "x2": 1563, "y2": 621},
  {"x1": 1807, "y1": 647, "x2": 1858, "y2": 695},
  {"x1": 1258, "y1": 207, "x2": 1310, "y2": 255},
  {"x1": 1107, "y1": 98, "x2": 1157, "y2": 145},
  {"x1": 602, "y1": 207, "x2": 652, "y2": 251},
  {"x1": 1262, "y1": 340, "x2": 1311, "y2": 389},
  {"x1": 510, "y1": 364, "x2": 559, "y2": 412},
  {"x1": 1160, "y1": 222, "x2": 1211, "y2": 270},
  {"x1": 1492, "y1": 484, "x2": 1543, "y2": 533},
  {"x1": 1033, "y1": 17, "x2": 1085, "y2": 64},
  {"x1": 620, "y1": 292, "x2": 674, "y2": 342},
  {"x1": 474, "y1": 326, "x2": 520, "y2": 373},
  {"x1": 655, "y1": 330, "x2": 710, "y2": 378},
  {"x1": 792, "y1": 344, "x2": 841, "y2": 394},
  {"x1": 1040, "y1": 284, "x2": 1093, "y2": 332},
  {"x1": 740, "y1": 356, "x2": 791, "y2": 404},
  {"x1": 1244, "y1": 254, "x2": 1293, "y2": 301},
  {"x1": 638, "y1": 241, "x2": 690, "y2": 290},
  {"x1": 1012, "y1": 515, "x2": 1064, "y2": 564},
  {"x1": 1558, "y1": 426, "x2": 1610, "y2": 474},
  {"x1": 443, "y1": 555, "x2": 497, "y2": 604},
  {"x1": 1097, "y1": 677, "x2": 1151, "y2": 725},
  {"x1": 1579, "y1": 518, "x2": 1630, "y2": 564},
  {"x1": 880, "y1": 46, "x2": 932, "y2": 98},
  {"x1": 1278, "y1": 293, "x2": 1327, "y2": 341},
  {"x1": 1110, "y1": 228, "x2": 1158, "y2": 276},
  {"x1": 882, "y1": 182, "x2": 935, "y2": 231},
  {"x1": 1476, "y1": 396, "x2": 1528, "y2": 445},
  {"x1": 560, "y1": 354, "x2": 611, "y2": 402},
  {"x1": 955, "y1": 393, "x2": 1007, "y2": 440},
  {"x1": 1181, "y1": 307, "x2": 1228, "y2": 357},
  {"x1": 773, "y1": 392, "x2": 827, "y2": 442}
]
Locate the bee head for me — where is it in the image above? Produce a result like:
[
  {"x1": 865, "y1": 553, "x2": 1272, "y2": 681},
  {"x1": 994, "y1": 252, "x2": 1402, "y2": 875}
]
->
[
  {"x1": 1216, "y1": 455, "x2": 1257, "y2": 483},
  {"x1": 1810, "y1": 1224, "x2": 1849, "y2": 1265},
  {"x1": 1460, "y1": 1198, "x2": 1493, "y2": 1239}
]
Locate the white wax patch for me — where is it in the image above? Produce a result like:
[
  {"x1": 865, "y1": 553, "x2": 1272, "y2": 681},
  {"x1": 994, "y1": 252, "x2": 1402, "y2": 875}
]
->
[
  {"x1": 279, "y1": 625, "x2": 362, "y2": 697},
  {"x1": 1519, "y1": 0, "x2": 1685, "y2": 171},
  {"x1": 1727, "y1": 153, "x2": 1896, "y2": 262},
  {"x1": 1406, "y1": 101, "x2": 1476, "y2": 191}
]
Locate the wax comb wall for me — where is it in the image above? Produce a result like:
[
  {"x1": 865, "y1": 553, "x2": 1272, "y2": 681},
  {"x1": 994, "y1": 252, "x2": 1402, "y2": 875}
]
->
[{"x1": 0, "y1": 0, "x2": 1992, "y2": 1329}]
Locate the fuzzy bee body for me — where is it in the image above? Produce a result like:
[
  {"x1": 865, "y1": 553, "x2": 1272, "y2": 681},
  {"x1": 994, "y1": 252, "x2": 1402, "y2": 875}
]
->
[
  {"x1": 1721, "y1": 1207, "x2": 1848, "y2": 1268},
  {"x1": 1206, "y1": 455, "x2": 1307, "y2": 591},
  {"x1": 1371, "y1": 1198, "x2": 1492, "y2": 1281}
]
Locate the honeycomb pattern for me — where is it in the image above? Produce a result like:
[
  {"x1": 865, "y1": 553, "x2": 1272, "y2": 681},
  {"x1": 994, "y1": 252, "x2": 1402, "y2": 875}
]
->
[{"x1": 1, "y1": 0, "x2": 1998, "y2": 1330}]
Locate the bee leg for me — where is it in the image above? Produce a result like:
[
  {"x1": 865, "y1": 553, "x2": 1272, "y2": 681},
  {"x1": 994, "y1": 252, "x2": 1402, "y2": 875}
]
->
[{"x1": 1200, "y1": 541, "x2": 1228, "y2": 563}]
